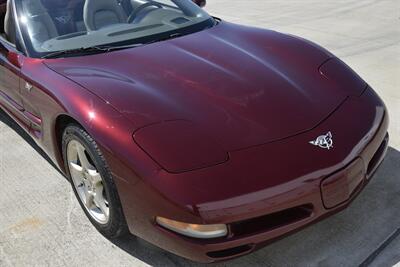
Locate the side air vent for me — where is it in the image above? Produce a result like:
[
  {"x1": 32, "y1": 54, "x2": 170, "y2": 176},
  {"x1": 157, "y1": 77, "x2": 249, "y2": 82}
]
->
[
  {"x1": 206, "y1": 244, "x2": 254, "y2": 259},
  {"x1": 230, "y1": 204, "x2": 313, "y2": 237}
]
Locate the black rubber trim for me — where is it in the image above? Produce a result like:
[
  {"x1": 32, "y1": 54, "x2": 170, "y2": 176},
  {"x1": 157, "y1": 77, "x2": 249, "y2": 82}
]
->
[{"x1": 359, "y1": 228, "x2": 400, "y2": 267}]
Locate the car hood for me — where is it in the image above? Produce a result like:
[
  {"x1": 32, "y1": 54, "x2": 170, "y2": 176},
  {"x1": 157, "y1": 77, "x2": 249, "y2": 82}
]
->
[{"x1": 45, "y1": 21, "x2": 352, "y2": 151}]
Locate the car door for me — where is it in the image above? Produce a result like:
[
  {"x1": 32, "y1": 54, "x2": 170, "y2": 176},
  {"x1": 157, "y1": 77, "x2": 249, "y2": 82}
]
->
[{"x1": 0, "y1": 36, "x2": 31, "y2": 131}]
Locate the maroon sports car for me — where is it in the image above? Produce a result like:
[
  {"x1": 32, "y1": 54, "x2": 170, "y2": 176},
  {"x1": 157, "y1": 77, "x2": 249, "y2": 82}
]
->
[{"x1": 0, "y1": 0, "x2": 389, "y2": 262}]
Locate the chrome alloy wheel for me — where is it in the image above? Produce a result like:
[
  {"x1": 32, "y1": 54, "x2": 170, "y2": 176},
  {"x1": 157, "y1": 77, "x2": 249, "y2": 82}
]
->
[{"x1": 67, "y1": 140, "x2": 110, "y2": 224}]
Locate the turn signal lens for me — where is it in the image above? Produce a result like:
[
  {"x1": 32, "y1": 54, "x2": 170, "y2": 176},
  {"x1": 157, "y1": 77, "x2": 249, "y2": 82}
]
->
[{"x1": 156, "y1": 217, "x2": 227, "y2": 239}]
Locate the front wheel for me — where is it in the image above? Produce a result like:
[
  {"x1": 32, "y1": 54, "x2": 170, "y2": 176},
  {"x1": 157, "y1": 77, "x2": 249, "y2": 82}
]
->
[{"x1": 62, "y1": 124, "x2": 128, "y2": 238}]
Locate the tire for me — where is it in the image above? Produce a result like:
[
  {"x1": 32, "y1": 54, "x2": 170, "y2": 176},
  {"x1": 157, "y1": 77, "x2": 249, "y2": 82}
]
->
[{"x1": 62, "y1": 124, "x2": 128, "y2": 239}]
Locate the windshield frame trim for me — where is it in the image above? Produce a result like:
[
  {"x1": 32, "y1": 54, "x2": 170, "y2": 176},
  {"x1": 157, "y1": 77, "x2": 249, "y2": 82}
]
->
[{"x1": 11, "y1": 0, "x2": 29, "y2": 56}]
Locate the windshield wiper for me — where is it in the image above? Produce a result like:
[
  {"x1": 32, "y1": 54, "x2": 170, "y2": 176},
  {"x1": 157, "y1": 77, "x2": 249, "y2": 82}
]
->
[
  {"x1": 41, "y1": 42, "x2": 152, "y2": 59},
  {"x1": 41, "y1": 32, "x2": 186, "y2": 59},
  {"x1": 146, "y1": 32, "x2": 185, "y2": 44},
  {"x1": 41, "y1": 46, "x2": 114, "y2": 59}
]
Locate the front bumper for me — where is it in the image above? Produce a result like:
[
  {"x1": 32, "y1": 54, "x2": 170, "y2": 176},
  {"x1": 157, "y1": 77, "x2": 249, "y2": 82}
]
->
[{"x1": 113, "y1": 87, "x2": 389, "y2": 263}]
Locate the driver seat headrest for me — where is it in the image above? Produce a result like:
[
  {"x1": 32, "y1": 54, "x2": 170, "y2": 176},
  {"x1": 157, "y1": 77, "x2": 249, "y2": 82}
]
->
[
  {"x1": 20, "y1": 0, "x2": 58, "y2": 48},
  {"x1": 84, "y1": 0, "x2": 127, "y2": 31}
]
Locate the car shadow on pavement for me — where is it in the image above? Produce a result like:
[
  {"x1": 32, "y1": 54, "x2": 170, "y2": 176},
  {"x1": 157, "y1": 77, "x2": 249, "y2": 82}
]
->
[
  {"x1": 0, "y1": 109, "x2": 64, "y2": 177},
  {"x1": 1, "y1": 108, "x2": 399, "y2": 267}
]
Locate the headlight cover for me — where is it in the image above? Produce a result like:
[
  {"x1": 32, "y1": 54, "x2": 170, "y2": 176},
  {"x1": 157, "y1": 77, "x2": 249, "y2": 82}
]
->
[
  {"x1": 156, "y1": 217, "x2": 228, "y2": 239},
  {"x1": 133, "y1": 120, "x2": 228, "y2": 173}
]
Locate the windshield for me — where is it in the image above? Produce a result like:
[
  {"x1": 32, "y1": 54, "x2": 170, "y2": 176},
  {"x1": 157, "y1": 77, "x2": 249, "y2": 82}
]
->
[{"x1": 15, "y1": 0, "x2": 214, "y2": 58}]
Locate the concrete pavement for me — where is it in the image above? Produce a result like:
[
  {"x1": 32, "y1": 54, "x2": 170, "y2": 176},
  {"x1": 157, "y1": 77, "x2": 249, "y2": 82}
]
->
[{"x1": 1, "y1": 1, "x2": 399, "y2": 266}]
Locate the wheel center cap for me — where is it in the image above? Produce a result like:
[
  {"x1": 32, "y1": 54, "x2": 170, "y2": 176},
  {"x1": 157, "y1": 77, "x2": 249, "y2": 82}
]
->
[{"x1": 82, "y1": 171, "x2": 95, "y2": 190}]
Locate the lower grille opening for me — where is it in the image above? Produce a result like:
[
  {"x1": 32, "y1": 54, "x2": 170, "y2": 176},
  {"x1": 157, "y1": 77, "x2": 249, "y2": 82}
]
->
[
  {"x1": 207, "y1": 244, "x2": 253, "y2": 259},
  {"x1": 230, "y1": 204, "x2": 313, "y2": 237},
  {"x1": 367, "y1": 134, "x2": 388, "y2": 175}
]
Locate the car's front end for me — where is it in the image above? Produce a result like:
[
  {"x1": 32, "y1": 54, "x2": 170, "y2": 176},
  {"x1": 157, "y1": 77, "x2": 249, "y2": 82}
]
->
[
  {"x1": 112, "y1": 85, "x2": 388, "y2": 262},
  {"x1": 37, "y1": 18, "x2": 390, "y2": 262},
  {"x1": 12, "y1": 0, "x2": 390, "y2": 262}
]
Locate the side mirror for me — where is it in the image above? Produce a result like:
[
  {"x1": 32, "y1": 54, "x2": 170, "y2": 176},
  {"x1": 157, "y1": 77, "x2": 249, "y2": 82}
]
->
[
  {"x1": 192, "y1": 0, "x2": 206, "y2": 8},
  {"x1": 0, "y1": 41, "x2": 23, "y2": 68},
  {"x1": 7, "y1": 50, "x2": 22, "y2": 68}
]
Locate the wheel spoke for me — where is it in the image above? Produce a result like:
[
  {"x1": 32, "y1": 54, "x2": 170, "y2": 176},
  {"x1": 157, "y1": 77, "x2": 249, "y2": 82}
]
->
[
  {"x1": 87, "y1": 169, "x2": 102, "y2": 184},
  {"x1": 96, "y1": 197, "x2": 109, "y2": 218},
  {"x1": 70, "y1": 161, "x2": 83, "y2": 172},
  {"x1": 69, "y1": 162, "x2": 85, "y2": 186},
  {"x1": 76, "y1": 144, "x2": 93, "y2": 170},
  {"x1": 94, "y1": 184, "x2": 109, "y2": 218},
  {"x1": 84, "y1": 191, "x2": 95, "y2": 209},
  {"x1": 67, "y1": 139, "x2": 110, "y2": 224}
]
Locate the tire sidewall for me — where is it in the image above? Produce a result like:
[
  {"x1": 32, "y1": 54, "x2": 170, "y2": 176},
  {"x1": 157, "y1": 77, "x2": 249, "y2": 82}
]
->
[{"x1": 62, "y1": 124, "x2": 127, "y2": 238}]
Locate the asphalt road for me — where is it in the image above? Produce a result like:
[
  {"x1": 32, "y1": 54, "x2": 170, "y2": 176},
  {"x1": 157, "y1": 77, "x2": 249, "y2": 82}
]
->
[{"x1": 1, "y1": 1, "x2": 399, "y2": 266}]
